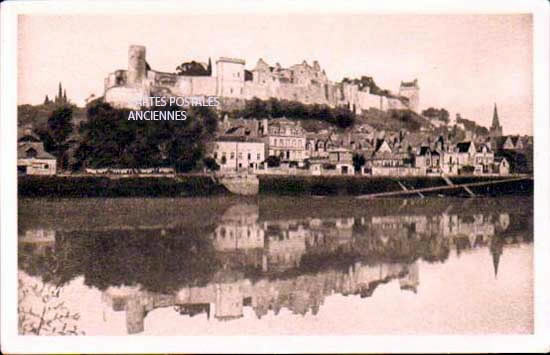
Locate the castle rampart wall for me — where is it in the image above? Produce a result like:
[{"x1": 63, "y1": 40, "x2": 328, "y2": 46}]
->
[{"x1": 105, "y1": 86, "x2": 148, "y2": 109}]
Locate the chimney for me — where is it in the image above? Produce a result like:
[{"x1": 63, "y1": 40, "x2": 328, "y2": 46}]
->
[{"x1": 262, "y1": 119, "x2": 269, "y2": 136}]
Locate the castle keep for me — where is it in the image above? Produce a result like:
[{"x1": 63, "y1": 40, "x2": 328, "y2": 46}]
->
[{"x1": 104, "y1": 45, "x2": 419, "y2": 112}]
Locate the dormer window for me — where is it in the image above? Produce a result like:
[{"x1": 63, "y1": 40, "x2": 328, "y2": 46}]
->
[{"x1": 25, "y1": 148, "x2": 37, "y2": 158}]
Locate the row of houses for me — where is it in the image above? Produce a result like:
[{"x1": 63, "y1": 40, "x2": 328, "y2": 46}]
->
[
  {"x1": 15, "y1": 116, "x2": 530, "y2": 177},
  {"x1": 211, "y1": 117, "x2": 519, "y2": 176}
]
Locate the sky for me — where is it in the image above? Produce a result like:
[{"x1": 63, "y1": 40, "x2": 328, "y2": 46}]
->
[{"x1": 18, "y1": 14, "x2": 533, "y2": 134}]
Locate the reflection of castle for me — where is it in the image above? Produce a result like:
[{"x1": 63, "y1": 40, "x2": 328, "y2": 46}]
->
[
  {"x1": 100, "y1": 259, "x2": 417, "y2": 334},
  {"x1": 93, "y1": 204, "x2": 524, "y2": 334}
]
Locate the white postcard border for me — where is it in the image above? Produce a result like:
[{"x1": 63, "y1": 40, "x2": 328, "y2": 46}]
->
[{"x1": 1, "y1": 0, "x2": 549, "y2": 353}]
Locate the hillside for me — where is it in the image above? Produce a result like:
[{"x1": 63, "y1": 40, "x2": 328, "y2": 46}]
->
[
  {"x1": 357, "y1": 108, "x2": 433, "y2": 132},
  {"x1": 18, "y1": 103, "x2": 86, "y2": 131}
]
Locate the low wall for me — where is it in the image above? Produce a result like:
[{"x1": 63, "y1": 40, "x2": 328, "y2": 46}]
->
[{"x1": 369, "y1": 166, "x2": 425, "y2": 176}]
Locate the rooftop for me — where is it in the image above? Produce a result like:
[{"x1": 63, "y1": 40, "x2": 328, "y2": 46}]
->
[{"x1": 217, "y1": 57, "x2": 246, "y2": 65}]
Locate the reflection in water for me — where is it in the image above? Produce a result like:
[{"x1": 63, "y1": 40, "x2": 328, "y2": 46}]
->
[{"x1": 18, "y1": 197, "x2": 533, "y2": 335}]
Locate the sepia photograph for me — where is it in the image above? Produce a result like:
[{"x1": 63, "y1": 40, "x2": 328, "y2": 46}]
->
[{"x1": 1, "y1": 0, "x2": 549, "y2": 353}]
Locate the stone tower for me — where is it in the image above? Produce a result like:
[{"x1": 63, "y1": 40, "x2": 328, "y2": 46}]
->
[
  {"x1": 489, "y1": 103, "x2": 503, "y2": 138},
  {"x1": 398, "y1": 79, "x2": 419, "y2": 112},
  {"x1": 216, "y1": 57, "x2": 245, "y2": 98},
  {"x1": 127, "y1": 45, "x2": 147, "y2": 86}
]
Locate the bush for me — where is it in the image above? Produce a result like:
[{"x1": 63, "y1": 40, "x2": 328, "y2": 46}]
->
[
  {"x1": 352, "y1": 154, "x2": 366, "y2": 172},
  {"x1": 460, "y1": 165, "x2": 475, "y2": 174},
  {"x1": 266, "y1": 155, "x2": 281, "y2": 168},
  {"x1": 203, "y1": 157, "x2": 220, "y2": 171},
  {"x1": 230, "y1": 97, "x2": 355, "y2": 129}
]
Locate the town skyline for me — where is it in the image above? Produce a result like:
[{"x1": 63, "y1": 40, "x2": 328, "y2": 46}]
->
[{"x1": 18, "y1": 14, "x2": 533, "y2": 135}]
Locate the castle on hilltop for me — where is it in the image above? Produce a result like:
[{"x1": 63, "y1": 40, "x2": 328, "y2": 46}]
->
[{"x1": 104, "y1": 45, "x2": 419, "y2": 113}]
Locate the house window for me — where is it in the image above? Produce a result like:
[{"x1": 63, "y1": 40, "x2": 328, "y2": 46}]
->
[
  {"x1": 230, "y1": 152, "x2": 235, "y2": 159},
  {"x1": 247, "y1": 153, "x2": 251, "y2": 160},
  {"x1": 238, "y1": 152, "x2": 243, "y2": 159},
  {"x1": 257, "y1": 153, "x2": 261, "y2": 160},
  {"x1": 214, "y1": 152, "x2": 218, "y2": 159}
]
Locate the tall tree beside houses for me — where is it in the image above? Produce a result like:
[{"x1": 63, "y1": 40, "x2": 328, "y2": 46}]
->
[
  {"x1": 36, "y1": 105, "x2": 74, "y2": 171},
  {"x1": 54, "y1": 82, "x2": 69, "y2": 105},
  {"x1": 74, "y1": 100, "x2": 218, "y2": 172}
]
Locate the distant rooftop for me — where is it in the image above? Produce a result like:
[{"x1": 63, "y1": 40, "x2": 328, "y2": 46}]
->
[{"x1": 217, "y1": 57, "x2": 246, "y2": 65}]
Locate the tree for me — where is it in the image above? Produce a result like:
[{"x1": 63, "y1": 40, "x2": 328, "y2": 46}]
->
[
  {"x1": 266, "y1": 155, "x2": 280, "y2": 168},
  {"x1": 36, "y1": 106, "x2": 73, "y2": 170},
  {"x1": 460, "y1": 165, "x2": 475, "y2": 175},
  {"x1": 203, "y1": 157, "x2": 220, "y2": 171},
  {"x1": 421, "y1": 107, "x2": 449, "y2": 123},
  {"x1": 47, "y1": 106, "x2": 73, "y2": 144},
  {"x1": 175, "y1": 61, "x2": 211, "y2": 76},
  {"x1": 352, "y1": 153, "x2": 366, "y2": 172},
  {"x1": 75, "y1": 100, "x2": 218, "y2": 172},
  {"x1": 57, "y1": 82, "x2": 62, "y2": 104},
  {"x1": 232, "y1": 97, "x2": 355, "y2": 128}
]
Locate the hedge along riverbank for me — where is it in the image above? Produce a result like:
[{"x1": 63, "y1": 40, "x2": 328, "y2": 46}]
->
[
  {"x1": 18, "y1": 174, "x2": 532, "y2": 198},
  {"x1": 258, "y1": 175, "x2": 533, "y2": 197},
  {"x1": 18, "y1": 175, "x2": 228, "y2": 198}
]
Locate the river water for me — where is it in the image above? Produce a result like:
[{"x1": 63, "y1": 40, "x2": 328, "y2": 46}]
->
[{"x1": 17, "y1": 196, "x2": 533, "y2": 335}]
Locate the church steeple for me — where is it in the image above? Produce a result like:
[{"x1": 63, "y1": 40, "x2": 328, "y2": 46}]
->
[
  {"x1": 490, "y1": 103, "x2": 503, "y2": 138},
  {"x1": 490, "y1": 237, "x2": 503, "y2": 279},
  {"x1": 492, "y1": 103, "x2": 500, "y2": 127}
]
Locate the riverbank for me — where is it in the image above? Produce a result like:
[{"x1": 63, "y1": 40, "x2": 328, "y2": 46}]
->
[
  {"x1": 18, "y1": 174, "x2": 533, "y2": 198},
  {"x1": 18, "y1": 175, "x2": 227, "y2": 198},
  {"x1": 258, "y1": 175, "x2": 533, "y2": 197}
]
